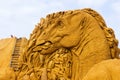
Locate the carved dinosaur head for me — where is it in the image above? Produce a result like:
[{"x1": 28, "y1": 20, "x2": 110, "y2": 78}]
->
[{"x1": 33, "y1": 11, "x2": 84, "y2": 54}]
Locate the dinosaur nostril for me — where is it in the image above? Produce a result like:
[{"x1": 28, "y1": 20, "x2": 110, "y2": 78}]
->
[{"x1": 43, "y1": 32, "x2": 46, "y2": 35}]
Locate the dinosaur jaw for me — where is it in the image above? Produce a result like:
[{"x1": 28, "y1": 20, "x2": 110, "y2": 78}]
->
[{"x1": 33, "y1": 41, "x2": 60, "y2": 55}]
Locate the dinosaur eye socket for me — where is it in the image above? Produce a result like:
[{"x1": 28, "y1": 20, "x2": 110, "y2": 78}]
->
[
  {"x1": 58, "y1": 21, "x2": 63, "y2": 25},
  {"x1": 57, "y1": 21, "x2": 64, "y2": 28}
]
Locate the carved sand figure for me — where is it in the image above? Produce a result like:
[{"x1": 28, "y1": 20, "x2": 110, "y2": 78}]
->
[
  {"x1": 82, "y1": 59, "x2": 120, "y2": 80},
  {"x1": 17, "y1": 8, "x2": 119, "y2": 80}
]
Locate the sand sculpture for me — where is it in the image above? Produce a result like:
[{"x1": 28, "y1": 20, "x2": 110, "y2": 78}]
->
[{"x1": 0, "y1": 8, "x2": 120, "y2": 80}]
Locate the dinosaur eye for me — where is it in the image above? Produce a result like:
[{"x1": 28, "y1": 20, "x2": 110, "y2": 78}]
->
[
  {"x1": 58, "y1": 21, "x2": 62, "y2": 25},
  {"x1": 57, "y1": 21, "x2": 64, "y2": 28}
]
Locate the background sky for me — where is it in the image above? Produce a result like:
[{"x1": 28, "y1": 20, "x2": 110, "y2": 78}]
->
[{"x1": 0, "y1": 0, "x2": 120, "y2": 46}]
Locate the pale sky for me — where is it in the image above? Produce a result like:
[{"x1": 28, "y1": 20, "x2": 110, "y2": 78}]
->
[{"x1": 0, "y1": 0, "x2": 120, "y2": 46}]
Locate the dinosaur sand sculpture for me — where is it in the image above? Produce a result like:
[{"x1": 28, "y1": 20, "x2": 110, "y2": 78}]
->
[{"x1": 0, "y1": 8, "x2": 120, "y2": 80}]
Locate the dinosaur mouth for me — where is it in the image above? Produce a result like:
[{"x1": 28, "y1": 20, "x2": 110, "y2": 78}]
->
[{"x1": 33, "y1": 40, "x2": 58, "y2": 54}]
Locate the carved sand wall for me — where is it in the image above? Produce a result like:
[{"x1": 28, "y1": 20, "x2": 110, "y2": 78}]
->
[
  {"x1": 0, "y1": 37, "x2": 27, "y2": 80},
  {"x1": 0, "y1": 38, "x2": 16, "y2": 80}
]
